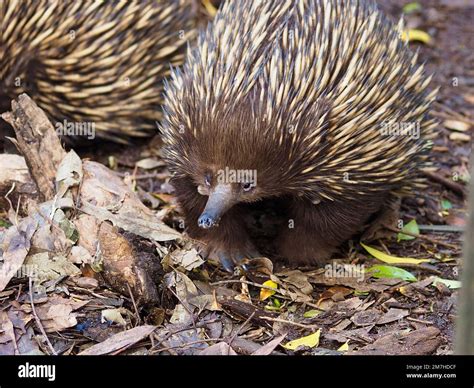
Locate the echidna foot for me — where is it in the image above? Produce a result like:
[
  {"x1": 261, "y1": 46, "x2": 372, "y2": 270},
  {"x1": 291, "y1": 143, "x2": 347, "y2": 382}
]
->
[{"x1": 200, "y1": 245, "x2": 260, "y2": 272}]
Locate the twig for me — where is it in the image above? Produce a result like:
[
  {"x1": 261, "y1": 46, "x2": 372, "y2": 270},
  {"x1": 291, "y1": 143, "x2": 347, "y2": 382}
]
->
[
  {"x1": 127, "y1": 283, "x2": 141, "y2": 326},
  {"x1": 167, "y1": 287, "x2": 197, "y2": 329},
  {"x1": 384, "y1": 225, "x2": 460, "y2": 250},
  {"x1": 378, "y1": 239, "x2": 391, "y2": 255},
  {"x1": 114, "y1": 171, "x2": 168, "y2": 180},
  {"x1": 153, "y1": 338, "x2": 222, "y2": 353},
  {"x1": 422, "y1": 170, "x2": 466, "y2": 198},
  {"x1": 407, "y1": 317, "x2": 434, "y2": 325},
  {"x1": 418, "y1": 224, "x2": 464, "y2": 233},
  {"x1": 210, "y1": 279, "x2": 279, "y2": 292},
  {"x1": 261, "y1": 316, "x2": 319, "y2": 330},
  {"x1": 152, "y1": 317, "x2": 221, "y2": 351},
  {"x1": 29, "y1": 277, "x2": 57, "y2": 355},
  {"x1": 227, "y1": 311, "x2": 256, "y2": 353}
]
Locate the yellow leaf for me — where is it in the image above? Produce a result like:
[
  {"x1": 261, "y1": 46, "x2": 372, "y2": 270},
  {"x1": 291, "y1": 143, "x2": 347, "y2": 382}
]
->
[
  {"x1": 260, "y1": 280, "x2": 278, "y2": 301},
  {"x1": 338, "y1": 341, "x2": 350, "y2": 352},
  {"x1": 401, "y1": 29, "x2": 431, "y2": 44},
  {"x1": 282, "y1": 330, "x2": 320, "y2": 350},
  {"x1": 361, "y1": 243, "x2": 430, "y2": 265}
]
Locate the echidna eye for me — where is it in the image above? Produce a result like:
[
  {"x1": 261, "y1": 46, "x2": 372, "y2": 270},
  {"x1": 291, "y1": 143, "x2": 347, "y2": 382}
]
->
[
  {"x1": 204, "y1": 175, "x2": 212, "y2": 187},
  {"x1": 242, "y1": 182, "x2": 255, "y2": 192}
]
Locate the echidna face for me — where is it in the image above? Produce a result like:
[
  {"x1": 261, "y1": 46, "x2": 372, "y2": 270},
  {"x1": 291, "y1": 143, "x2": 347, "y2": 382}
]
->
[{"x1": 195, "y1": 164, "x2": 263, "y2": 229}]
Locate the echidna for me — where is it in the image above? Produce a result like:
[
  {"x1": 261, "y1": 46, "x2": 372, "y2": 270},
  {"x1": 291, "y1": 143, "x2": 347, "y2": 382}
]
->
[
  {"x1": 0, "y1": 0, "x2": 197, "y2": 142},
  {"x1": 161, "y1": 0, "x2": 437, "y2": 270}
]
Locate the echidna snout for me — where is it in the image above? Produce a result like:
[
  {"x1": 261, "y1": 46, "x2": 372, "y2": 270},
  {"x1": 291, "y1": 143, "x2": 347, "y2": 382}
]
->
[{"x1": 197, "y1": 183, "x2": 240, "y2": 229}]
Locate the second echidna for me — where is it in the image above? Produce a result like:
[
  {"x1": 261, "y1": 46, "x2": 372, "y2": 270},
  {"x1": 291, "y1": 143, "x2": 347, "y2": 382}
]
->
[
  {"x1": 0, "y1": 0, "x2": 197, "y2": 142},
  {"x1": 161, "y1": 0, "x2": 438, "y2": 270}
]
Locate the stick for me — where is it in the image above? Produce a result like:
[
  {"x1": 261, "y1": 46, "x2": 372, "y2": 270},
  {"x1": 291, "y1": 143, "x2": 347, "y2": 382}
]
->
[
  {"x1": 127, "y1": 283, "x2": 141, "y2": 326},
  {"x1": 422, "y1": 170, "x2": 466, "y2": 198},
  {"x1": 261, "y1": 316, "x2": 319, "y2": 330},
  {"x1": 384, "y1": 225, "x2": 460, "y2": 250},
  {"x1": 29, "y1": 277, "x2": 57, "y2": 355}
]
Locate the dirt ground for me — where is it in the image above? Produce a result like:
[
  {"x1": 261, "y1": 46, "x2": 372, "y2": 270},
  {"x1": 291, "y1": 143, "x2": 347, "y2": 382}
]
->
[{"x1": 0, "y1": 0, "x2": 472, "y2": 355}]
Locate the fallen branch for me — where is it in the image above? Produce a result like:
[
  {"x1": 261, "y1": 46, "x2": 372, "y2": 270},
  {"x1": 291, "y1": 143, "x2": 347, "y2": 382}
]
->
[
  {"x1": 29, "y1": 277, "x2": 57, "y2": 355},
  {"x1": 423, "y1": 170, "x2": 466, "y2": 199}
]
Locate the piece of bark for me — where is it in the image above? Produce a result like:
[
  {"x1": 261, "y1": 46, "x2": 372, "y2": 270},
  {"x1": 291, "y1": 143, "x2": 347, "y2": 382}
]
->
[
  {"x1": 97, "y1": 222, "x2": 163, "y2": 303},
  {"x1": 1, "y1": 94, "x2": 66, "y2": 201},
  {"x1": 219, "y1": 297, "x2": 277, "y2": 327}
]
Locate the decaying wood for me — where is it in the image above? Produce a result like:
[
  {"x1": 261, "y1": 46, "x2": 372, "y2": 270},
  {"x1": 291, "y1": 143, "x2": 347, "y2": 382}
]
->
[
  {"x1": 1, "y1": 94, "x2": 66, "y2": 201},
  {"x1": 219, "y1": 297, "x2": 277, "y2": 327}
]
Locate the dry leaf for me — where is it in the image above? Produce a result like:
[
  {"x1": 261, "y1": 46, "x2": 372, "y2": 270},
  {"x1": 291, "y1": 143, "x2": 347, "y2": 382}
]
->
[
  {"x1": 165, "y1": 248, "x2": 204, "y2": 271},
  {"x1": 79, "y1": 325, "x2": 156, "y2": 355},
  {"x1": 25, "y1": 295, "x2": 88, "y2": 332},
  {"x1": 377, "y1": 308, "x2": 409, "y2": 325},
  {"x1": 252, "y1": 334, "x2": 286, "y2": 355},
  {"x1": 101, "y1": 309, "x2": 127, "y2": 326},
  {"x1": 24, "y1": 253, "x2": 81, "y2": 284},
  {"x1": 0, "y1": 218, "x2": 38, "y2": 291},
  {"x1": 135, "y1": 158, "x2": 164, "y2": 170},
  {"x1": 199, "y1": 342, "x2": 237, "y2": 355}
]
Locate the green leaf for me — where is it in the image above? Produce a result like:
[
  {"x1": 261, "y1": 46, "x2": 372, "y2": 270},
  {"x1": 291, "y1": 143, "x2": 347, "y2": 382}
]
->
[
  {"x1": 0, "y1": 219, "x2": 11, "y2": 228},
  {"x1": 366, "y1": 265, "x2": 417, "y2": 282},
  {"x1": 282, "y1": 330, "x2": 321, "y2": 351},
  {"x1": 361, "y1": 242, "x2": 430, "y2": 265},
  {"x1": 402, "y1": 2, "x2": 422, "y2": 14},
  {"x1": 441, "y1": 199, "x2": 453, "y2": 210},
  {"x1": 398, "y1": 219, "x2": 420, "y2": 241},
  {"x1": 303, "y1": 309, "x2": 321, "y2": 318},
  {"x1": 432, "y1": 277, "x2": 461, "y2": 289}
]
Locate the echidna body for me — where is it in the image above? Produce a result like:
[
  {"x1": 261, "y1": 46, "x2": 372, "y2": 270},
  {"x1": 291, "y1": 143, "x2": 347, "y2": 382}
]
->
[
  {"x1": 162, "y1": 0, "x2": 437, "y2": 270},
  {"x1": 0, "y1": 0, "x2": 196, "y2": 142}
]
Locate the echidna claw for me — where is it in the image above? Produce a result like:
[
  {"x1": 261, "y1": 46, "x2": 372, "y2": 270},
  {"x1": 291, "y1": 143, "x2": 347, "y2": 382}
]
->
[{"x1": 218, "y1": 253, "x2": 236, "y2": 273}]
